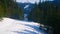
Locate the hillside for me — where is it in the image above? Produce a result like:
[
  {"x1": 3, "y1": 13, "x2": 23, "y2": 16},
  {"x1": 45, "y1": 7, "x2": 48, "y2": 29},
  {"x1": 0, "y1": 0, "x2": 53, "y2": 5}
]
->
[{"x1": 0, "y1": 17, "x2": 46, "y2": 34}]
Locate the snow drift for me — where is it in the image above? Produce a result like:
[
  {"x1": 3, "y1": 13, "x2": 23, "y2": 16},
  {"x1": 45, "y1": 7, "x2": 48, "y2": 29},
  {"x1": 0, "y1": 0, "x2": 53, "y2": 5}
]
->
[{"x1": 0, "y1": 17, "x2": 46, "y2": 34}]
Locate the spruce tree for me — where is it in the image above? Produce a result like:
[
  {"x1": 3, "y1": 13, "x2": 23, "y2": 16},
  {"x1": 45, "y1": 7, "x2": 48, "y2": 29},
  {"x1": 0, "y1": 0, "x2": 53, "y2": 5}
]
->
[
  {"x1": 0, "y1": 0, "x2": 24, "y2": 20},
  {"x1": 28, "y1": 3, "x2": 41, "y2": 22}
]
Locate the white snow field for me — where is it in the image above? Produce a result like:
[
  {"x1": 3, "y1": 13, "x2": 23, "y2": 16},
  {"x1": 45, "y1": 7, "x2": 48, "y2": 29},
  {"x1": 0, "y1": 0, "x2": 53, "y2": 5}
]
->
[{"x1": 0, "y1": 17, "x2": 46, "y2": 34}]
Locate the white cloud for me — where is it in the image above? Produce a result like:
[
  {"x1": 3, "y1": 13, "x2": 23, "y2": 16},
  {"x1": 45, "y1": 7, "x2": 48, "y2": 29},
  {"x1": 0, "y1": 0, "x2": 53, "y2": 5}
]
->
[
  {"x1": 16, "y1": 0, "x2": 39, "y2": 4},
  {"x1": 16, "y1": 0, "x2": 54, "y2": 4}
]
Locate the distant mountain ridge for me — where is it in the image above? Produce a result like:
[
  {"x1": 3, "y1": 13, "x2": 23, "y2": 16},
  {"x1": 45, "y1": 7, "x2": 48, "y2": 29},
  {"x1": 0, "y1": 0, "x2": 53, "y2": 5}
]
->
[
  {"x1": 17, "y1": 2, "x2": 35, "y2": 14},
  {"x1": 16, "y1": 0, "x2": 60, "y2": 14}
]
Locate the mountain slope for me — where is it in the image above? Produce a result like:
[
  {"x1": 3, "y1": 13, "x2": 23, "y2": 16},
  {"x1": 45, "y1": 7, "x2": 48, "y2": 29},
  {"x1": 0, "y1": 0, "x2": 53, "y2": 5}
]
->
[
  {"x1": 0, "y1": 17, "x2": 46, "y2": 34},
  {"x1": 17, "y1": 3, "x2": 34, "y2": 14}
]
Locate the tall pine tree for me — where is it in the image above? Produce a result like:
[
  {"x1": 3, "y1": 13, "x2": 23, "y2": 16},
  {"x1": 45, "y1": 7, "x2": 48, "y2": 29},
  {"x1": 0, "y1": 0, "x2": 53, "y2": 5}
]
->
[{"x1": 0, "y1": 0, "x2": 24, "y2": 20}]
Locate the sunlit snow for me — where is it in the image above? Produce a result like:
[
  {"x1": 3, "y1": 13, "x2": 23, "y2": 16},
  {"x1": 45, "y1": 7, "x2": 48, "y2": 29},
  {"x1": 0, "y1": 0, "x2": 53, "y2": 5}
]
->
[
  {"x1": 24, "y1": 5, "x2": 29, "y2": 9},
  {"x1": 0, "y1": 17, "x2": 46, "y2": 34}
]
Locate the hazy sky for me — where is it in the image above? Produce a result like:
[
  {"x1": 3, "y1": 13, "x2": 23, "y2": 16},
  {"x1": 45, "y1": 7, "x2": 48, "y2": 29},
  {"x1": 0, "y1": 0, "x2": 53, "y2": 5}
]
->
[
  {"x1": 16, "y1": 0, "x2": 54, "y2": 4},
  {"x1": 16, "y1": 0, "x2": 39, "y2": 3}
]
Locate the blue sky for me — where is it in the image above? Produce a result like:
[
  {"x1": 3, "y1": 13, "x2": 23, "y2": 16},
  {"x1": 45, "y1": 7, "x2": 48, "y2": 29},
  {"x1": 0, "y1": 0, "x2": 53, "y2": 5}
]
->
[{"x1": 16, "y1": 0, "x2": 54, "y2": 4}]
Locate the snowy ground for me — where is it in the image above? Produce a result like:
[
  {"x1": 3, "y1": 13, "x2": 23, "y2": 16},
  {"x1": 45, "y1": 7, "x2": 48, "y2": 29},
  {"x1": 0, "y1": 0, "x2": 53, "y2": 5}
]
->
[{"x1": 0, "y1": 17, "x2": 46, "y2": 34}]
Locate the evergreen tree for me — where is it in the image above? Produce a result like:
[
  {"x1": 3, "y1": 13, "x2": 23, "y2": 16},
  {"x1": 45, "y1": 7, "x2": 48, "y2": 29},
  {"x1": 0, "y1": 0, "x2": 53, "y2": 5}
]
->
[
  {"x1": 0, "y1": 0, "x2": 5, "y2": 19},
  {"x1": 38, "y1": 1, "x2": 60, "y2": 34},
  {"x1": 0, "y1": 0, "x2": 24, "y2": 20},
  {"x1": 28, "y1": 1, "x2": 60, "y2": 34},
  {"x1": 28, "y1": 3, "x2": 41, "y2": 22}
]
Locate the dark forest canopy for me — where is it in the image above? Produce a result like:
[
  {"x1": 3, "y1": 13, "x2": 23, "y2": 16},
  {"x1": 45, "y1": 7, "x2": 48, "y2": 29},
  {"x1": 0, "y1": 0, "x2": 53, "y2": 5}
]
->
[
  {"x1": 27, "y1": 1, "x2": 60, "y2": 34},
  {"x1": 0, "y1": 0, "x2": 24, "y2": 20},
  {"x1": 28, "y1": 1, "x2": 60, "y2": 26}
]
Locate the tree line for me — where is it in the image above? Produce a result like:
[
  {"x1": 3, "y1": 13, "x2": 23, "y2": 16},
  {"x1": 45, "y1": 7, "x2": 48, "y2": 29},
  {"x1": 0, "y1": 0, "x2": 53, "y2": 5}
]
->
[
  {"x1": 27, "y1": 1, "x2": 60, "y2": 34},
  {"x1": 0, "y1": 0, "x2": 24, "y2": 20}
]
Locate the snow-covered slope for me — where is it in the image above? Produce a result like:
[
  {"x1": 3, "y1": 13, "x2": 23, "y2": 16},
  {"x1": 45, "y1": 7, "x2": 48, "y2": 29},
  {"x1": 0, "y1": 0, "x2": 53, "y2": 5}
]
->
[{"x1": 0, "y1": 18, "x2": 46, "y2": 34}]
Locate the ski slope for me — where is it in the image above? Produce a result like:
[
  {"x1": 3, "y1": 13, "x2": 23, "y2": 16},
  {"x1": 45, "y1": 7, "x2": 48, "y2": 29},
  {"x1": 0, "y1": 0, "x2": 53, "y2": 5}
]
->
[{"x1": 0, "y1": 17, "x2": 46, "y2": 34}]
